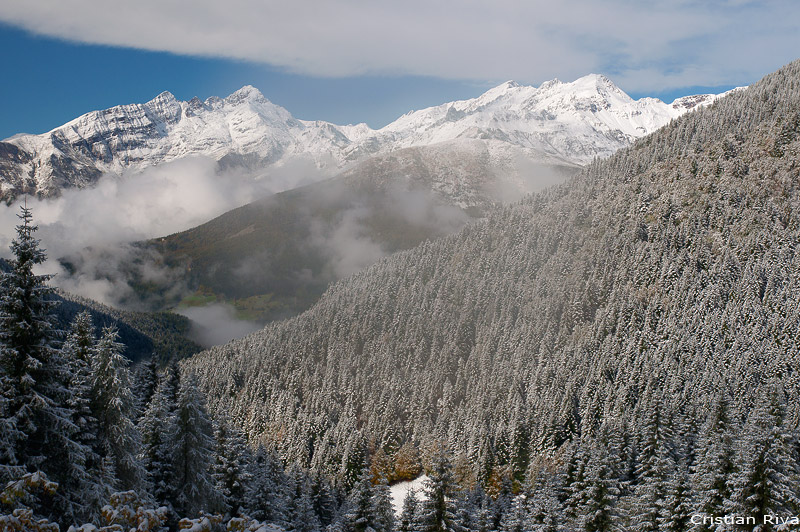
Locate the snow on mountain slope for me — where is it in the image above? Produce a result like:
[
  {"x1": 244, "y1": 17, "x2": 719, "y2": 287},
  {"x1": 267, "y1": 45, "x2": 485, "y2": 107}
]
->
[
  {"x1": 1, "y1": 86, "x2": 363, "y2": 199},
  {"x1": 1, "y1": 77, "x2": 730, "y2": 200},
  {"x1": 364, "y1": 75, "x2": 729, "y2": 164}
]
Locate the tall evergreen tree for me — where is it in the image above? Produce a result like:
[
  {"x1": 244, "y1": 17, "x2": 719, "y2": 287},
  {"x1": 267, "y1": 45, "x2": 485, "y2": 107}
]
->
[
  {"x1": 416, "y1": 452, "x2": 465, "y2": 532},
  {"x1": 371, "y1": 473, "x2": 395, "y2": 532},
  {"x1": 284, "y1": 466, "x2": 321, "y2": 532},
  {"x1": 499, "y1": 495, "x2": 527, "y2": 532},
  {"x1": 244, "y1": 444, "x2": 288, "y2": 524},
  {"x1": 625, "y1": 394, "x2": 676, "y2": 532},
  {"x1": 690, "y1": 394, "x2": 735, "y2": 532},
  {"x1": 171, "y1": 372, "x2": 219, "y2": 518},
  {"x1": 61, "y1": 311, "x2": 110, "y2": 520},
  {"x1": 342, "y1": 467, "x2": 375, "y2": 532},
  {"x1": 138, "y1": 371, "x2": 178, "y2": 508},
  {"x1": 212, "y1": 415, "x2": 252, "y2": 517},
  {"x1": 576, "y1": 442, "x2": 620, "y2": 532},
  {"x1": 91, "y1": 325, "x2": 145, "y2": 492},
  {"x1": 0, "y1": 205, "x2": 88, "y2": 524},
  {"x1": 309, "y1": 470, "x2": 337, "y2": 528},
  {"x1": 132, "y1": 357, "x2": 159, "y2": 422},
  {"x1": 398, "y1": 489, "x2": 419, "y2": 532},
  {"x1": 723, "y1": 392, "x2": 800, "y2": 531}
]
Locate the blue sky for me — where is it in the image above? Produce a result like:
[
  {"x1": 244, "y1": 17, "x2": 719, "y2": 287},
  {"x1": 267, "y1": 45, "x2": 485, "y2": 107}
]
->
[
  {"x1": 1, "y1": 1, "x2": 798, "y2": 139},
  {"x1": 0, "y1": 24, "x2": 488, "y2": 139}
]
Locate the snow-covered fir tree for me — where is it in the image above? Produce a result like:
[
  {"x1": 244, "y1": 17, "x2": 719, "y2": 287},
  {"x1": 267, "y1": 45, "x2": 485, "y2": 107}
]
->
[
  {"x1": 0, "y1": 205, "x2": 89, "y2": 524},
  {"x1": 90, "y1": 325, "x2": 145, "y2": 492},
  {"x1": 415, "y1": 452, "x2": 465, "y2": 532},
  {"x1": 138, "y1": 368, "x2": 178, "y2": 509},
  {"x1": 398, "y1": 489, "x2": 419, "y2": 532},
  {"x1": 212, "y1": 415, "x2": 253, "y2": 517},
  {"x1": 171, "y1": 372, "x2": 220, "y2": 518}
]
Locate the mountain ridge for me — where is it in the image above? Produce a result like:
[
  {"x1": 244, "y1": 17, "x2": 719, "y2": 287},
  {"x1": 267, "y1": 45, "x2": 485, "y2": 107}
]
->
[{"x1": 0, "y1": 76, "x2": 731, "y2": 201}]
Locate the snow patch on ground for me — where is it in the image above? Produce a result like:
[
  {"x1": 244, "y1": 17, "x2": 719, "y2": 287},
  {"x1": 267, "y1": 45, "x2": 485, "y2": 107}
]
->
[{"x1": 390, "y1": 475, "x2": 429, "y2": 515}]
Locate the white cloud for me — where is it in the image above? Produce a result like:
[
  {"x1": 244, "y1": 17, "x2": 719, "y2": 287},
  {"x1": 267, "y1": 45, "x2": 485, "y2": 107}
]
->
[
  {"x1": 0, "y1": 0, "x2": 797, "y2": 92},
  {"x1": 176, "y1": 303, "x2": 262, "y2": 347},
  {"x1": 0, "y1": 156, "x2": 325, "y2": 308}
]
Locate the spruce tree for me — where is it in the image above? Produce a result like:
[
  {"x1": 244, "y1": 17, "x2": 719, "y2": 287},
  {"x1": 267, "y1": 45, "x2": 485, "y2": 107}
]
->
[
  {"x1": 138, "y1": 371, "x2": 178, "y2": 508},
  {"x1": 244, "y1": 445, "x2": 288, "y2": 524},
  {"x1": 398, "y1": 489, "x2": 419, "y2": 532},
  {"x1": 284, "y1": 466, "x2": 321, "y2": 532},
  {"x1": 132, "y1": 357, "x2": 159, "y2": 421},
  {"x1": 372, "y1": 473, "x2": 395, "y2": 532},
  {"x1": 212, "y1": 415, "x2": 252, "y2": 517},
  {"x1": 499, "y1": 495, "x2": 527, "y2": 532},
  {"x1": 0, "y1": 205, "x2": 68, "y2": 473},
  {"x1": 625, "y1": 395, "x2": 675, "y2": 532},
  {"x1": 342, "y1": 467, "x2": 375, "y2": 532},
  {"x1": 0, "y1": 205, "x2": 88, "y2": 524},
  {"x1": 723, "y1": 392, "x2": 800, "y2": 531},
  {"x1": 577, "y1": 442, "x2": 620, "y2": 532},
  {"x1": 171, "y1": 372, "x2": 219, "y2": 517},
  {"x1": 61, "y1": 311, "x2": 110, "y2": 520},
  {"x1": 415, "y1": 452, "x2": 465, "y2": 532},
  {"x1": 309, "y1": 471, "x2": 337, "y2": 528},
  {"x1": 91, "y1": 325, "x2": 145, "y2": 492},
  {"x1": 690, "y1": 394, "x2": 734, "y2": 532}
]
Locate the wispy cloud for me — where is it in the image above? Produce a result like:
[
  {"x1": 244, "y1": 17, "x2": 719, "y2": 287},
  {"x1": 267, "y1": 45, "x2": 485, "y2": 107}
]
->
[
  {"x1": 0, "y1": 0, "x2": 796, "y2": 92},
  {"x1": 0, "y1": 156, "x2": 326, "y2": 308},
  {"x1": 176, "y1": 303, "x2": 262, "y2": 347}
]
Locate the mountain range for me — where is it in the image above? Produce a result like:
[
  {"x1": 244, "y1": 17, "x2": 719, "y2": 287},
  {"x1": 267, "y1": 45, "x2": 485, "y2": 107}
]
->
[{"x1": 0, "y1": 75, "x2": 728, "y2": 201}]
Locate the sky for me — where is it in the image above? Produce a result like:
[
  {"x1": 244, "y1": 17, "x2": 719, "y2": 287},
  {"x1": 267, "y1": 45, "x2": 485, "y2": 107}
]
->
[{"x1": 2, "y1": 0, "x2": 799, "y2": 140}]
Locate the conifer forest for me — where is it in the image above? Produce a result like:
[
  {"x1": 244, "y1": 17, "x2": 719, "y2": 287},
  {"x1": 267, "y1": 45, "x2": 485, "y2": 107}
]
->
[{"x1": 3, "y1": 60, "x2": 800, "y2": 531}]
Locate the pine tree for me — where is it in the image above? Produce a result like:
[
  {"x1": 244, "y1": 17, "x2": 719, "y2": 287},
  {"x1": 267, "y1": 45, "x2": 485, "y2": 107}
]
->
[
  {"x1": 132, "y1": 357, "x2": 159, "y2": 421},
  {"x1": 91, "y1": 325, "x2": 144, "y2": 492},
  {"x1": 138, "y1": 370, "x2": 178, "y2": 508},
  {"x1": 661, "y1": 464, "x2": 693, "y2": 532},
  {"x1": 0, "y1": 205, "x2": 88, "y2": 524},
  {"x1": 526, "y1": 470, "x2": 562, "y2": 532},
  {"x1": 212, "y1": 415, "x2": 252, "y2": 517},
  {"x1": 625, "y1": 395, "x2": 675, "y2": 532},
  {"x1": 284, "y1": 466, "x2": 321, "y2": 532},
  {"x1": 415, "y1": 452, "x2": 465, "y2": 532},
  {"x1": 577, "y1": 442, "x2": 620, "y2": 532},
  {"x1": 723, "y1": 392, "x2": 800, "y2": 531},
  {"x1": 500, "y1": 495, "x2": 527, "y2": 532},
  {"x1": 244, "y1": 445, "x2": 287, "y2": 524},
  {"x1": 398, "y1": 489, "x2": 419, "y2": 532},
  {"x1": 342, "y1": 467, "x2": 374, "y2": 532},
  {"x1": 61, "y1": 311, "x2": 109, "y2": 520},
  {"x1": 171, "y1": 372, "x2": 219, "y2": 518},
  {"x1": 690, "y1": 394, "x2": 734, "y2": 532},
  {"x1": 371, "y1": 474, "x2": 395, "y2": 532},
  {"x1": 309, "y1": 471, "x2": 337, "y2": 528}
]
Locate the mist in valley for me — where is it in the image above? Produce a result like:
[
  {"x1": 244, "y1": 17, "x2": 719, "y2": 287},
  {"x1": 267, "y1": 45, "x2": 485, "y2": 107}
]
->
[{"x1": 0, "y1": 145, "x2": 571, "y2": 347}]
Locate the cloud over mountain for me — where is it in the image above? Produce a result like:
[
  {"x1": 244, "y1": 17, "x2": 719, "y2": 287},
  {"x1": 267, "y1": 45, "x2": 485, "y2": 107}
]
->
[{"x1": 0, "y1": 0, "x2": 796, "y2": 92}]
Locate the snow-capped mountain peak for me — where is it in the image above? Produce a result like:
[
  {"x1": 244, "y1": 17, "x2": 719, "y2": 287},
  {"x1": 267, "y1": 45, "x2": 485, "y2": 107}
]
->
[
  {"x1": 0, "y1": 78, "x2": 734, "y2": 200},
  {"x1": 223, "y1": 84, "x2": 268, "y2": 105},
  {"x1": 365, "y1": 73, "x2": 719, "y2": 165}
]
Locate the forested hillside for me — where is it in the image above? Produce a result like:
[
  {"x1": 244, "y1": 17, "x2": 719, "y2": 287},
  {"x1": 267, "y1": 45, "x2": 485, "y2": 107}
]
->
[
  {"x1": 3, "y1": 59, "x2": 800, "y2": 532},
  {"x1": 182, "y1": 59, "x2": 800, "y2": 529}
]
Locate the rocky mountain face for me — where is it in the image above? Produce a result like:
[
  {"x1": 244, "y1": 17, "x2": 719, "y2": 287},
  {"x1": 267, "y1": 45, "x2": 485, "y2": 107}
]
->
[{"x1": 0, "y1": 76, "x2": 728, "y2": 201}]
